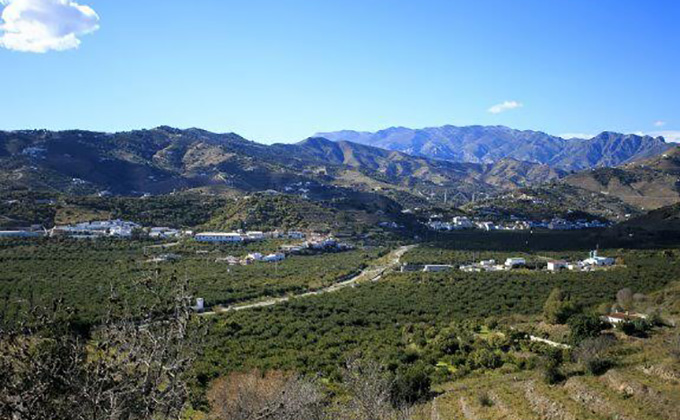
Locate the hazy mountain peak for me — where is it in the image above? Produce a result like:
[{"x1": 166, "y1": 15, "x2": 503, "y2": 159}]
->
[{"x1": 316, "y1": 125, "x2": 672, "y2": 171}]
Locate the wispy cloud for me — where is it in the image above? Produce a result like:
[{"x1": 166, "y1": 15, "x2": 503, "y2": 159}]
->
[
  {"x1": 0, "y1": 0, "x2": 99, "y2": 53},
  {"x1": 650, "y1": 131, "x2": 680, "y2": 143},
  {"x1": 487, "y1": 100, "x2": 522, "y2": 114},
  {"x1": 654, "y1": 120, "x2": 666, "y2": 127}
]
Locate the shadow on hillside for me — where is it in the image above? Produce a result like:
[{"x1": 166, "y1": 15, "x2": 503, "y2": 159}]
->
[{"x1": 421, "y1": 229, "x2": 680, "y2": 252}]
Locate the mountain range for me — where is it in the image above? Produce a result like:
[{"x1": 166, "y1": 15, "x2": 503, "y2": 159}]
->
[
  {"x1": 0, "y1": 125, "x2": 677, "y2": 217},
  {"x1": 0, "y1": 127, "x2": 564, "y2": 201},
  {"x1": 316, "y1": 125, "x2": 672, "y2": 171}
]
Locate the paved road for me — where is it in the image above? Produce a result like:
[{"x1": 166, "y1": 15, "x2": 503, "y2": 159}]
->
[{"x1": 200, "y1": 244, "x2": 415, "y2": 316}]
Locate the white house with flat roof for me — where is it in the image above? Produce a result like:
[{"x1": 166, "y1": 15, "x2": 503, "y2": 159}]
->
[
  {"x1": 547, "y1": 260, "x2": 568, "y2": 271},
  {"x1": 263, "y1": 253, "x2": 285, "y2": 262}
]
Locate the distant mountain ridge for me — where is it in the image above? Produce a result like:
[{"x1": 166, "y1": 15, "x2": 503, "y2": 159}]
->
[
  {"x1": 315, "y1": 125, "x2": 672, "y2": 171},
  {"x1": 0, "y1": 127, "x2": 562, "y2": 202}
]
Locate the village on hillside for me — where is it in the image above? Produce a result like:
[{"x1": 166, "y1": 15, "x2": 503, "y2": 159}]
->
[{"x1": 425, "y1": 215, "x2": 611, "y2": 232}]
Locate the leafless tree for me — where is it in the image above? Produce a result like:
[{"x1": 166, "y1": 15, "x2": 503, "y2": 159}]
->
[
  {"x1": 668, "y1": 332, "x2": 680, "y2": 362},
  {"x1": 207, "y1": 370, "x2": 325, "y2": 420},
  {"x1": 0, "y1": 277, "x2": 201, "y2": 420},
  {"x1": 616, "y1": 288, "x2": 634, "y2": 311},
  {"x1": 333, "y1": 357, "x2": 413, "y2": 420}
]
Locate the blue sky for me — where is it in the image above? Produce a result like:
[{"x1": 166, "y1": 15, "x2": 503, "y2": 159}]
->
[{"x1": 1, "y1": 0, "x2": 678, "y2": 143}]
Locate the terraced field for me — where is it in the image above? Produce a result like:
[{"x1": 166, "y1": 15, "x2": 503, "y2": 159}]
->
[
  {"x1": 422, "y1": 364, "x2": 679, "y2": 420},
  {"x1": 417, "y1": 282, "x2": 680, "y2": 420}
]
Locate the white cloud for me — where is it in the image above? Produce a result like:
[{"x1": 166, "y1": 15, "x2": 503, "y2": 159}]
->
[
  {"x1": 559, "y1": 132, "x2": 596, "y2": 140},
  {"x1": 487, "y1": 100, "x2": 523, "y2": 114},
  {"x1": 0, "y1": 0, "x2": 99, "y2": 53},
  {"x1": 654, "y1": 120, "x2": 666, "y2": 127},
  {"x1": 650, "y1": 131, "x2": 680, "y2": 143}
]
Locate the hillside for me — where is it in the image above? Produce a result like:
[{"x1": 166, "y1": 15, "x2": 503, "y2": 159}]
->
[
  {"x1": 424, "y1": 280, "x2": 680, "y2": 420},
  {"x1": 316, "y1": 125, "x2": 672, "y2": 171},
  {"x1": 277, "y1": 138, "x2": 565, "y2": 194},
  {"x1": 606, "y1": 202, "x2": 680, "y2": 244},
  {"x1": 465, "y1": 183, "x2": 641, "y2": 221},
  {"x1": 0, "y1": 128, "x2": 565, "y2": 206},
  {"x1": 564, "y1": 146, "x2": 680, "y2": 211},
  {"x1": 200, "y1": 193, "x2": 361, "y2": 232}
]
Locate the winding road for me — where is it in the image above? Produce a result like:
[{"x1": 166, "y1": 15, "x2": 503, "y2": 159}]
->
[{"x1": 200, "y1": 244, "x2": 415, "y2": 316}]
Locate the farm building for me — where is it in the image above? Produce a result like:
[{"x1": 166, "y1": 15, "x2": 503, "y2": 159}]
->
[{"x1": 547, "y1": 260, "x2": 568, "y2": 271}]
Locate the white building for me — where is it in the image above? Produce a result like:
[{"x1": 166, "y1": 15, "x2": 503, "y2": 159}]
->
[
  {"x1": 281, "y1": 245, "x2": 304, "y2": 253},
  {"x1": 109, "y1": 226, "x2": 134, "y2": 237},
  {"x1": 505, "y1": 258, "x2": 526, "y2": 268},
  {"x1": 263, "y1": 253, "x2": 285, "y2": 262},
  {"x1": 602, "y1": 312, "x2": 647, "y2": 324},
  {"x1": 423, "y1": 265, "x2": 453, "y2": 272},
  {"x1": 547, "y1": 260, "x2": 568, "y2": 271},
  {"x1": 582, "y1": 250, "x2": 615, "y2": 267},
  {"x1": 195, "y1": 232, "x2": 244, "y2": 243},
  {"x1": 149, "y1": 227, "x2": 181, "y2": 239},
  {"x1": 51, "y1": 219, "x2": 140, "y2": 238},
  {"x1": 195, "y1": 298, "x2": 205, "y2": 312},
  {"x1": 452, "y1": 216, "x2": 474, "y2": 229},
  {"x1": 246, "y1": 231, "x2": 265, "y2": 241},
  {"x1": 476, "y1": 221, "x2": 496, "y2": 231}
]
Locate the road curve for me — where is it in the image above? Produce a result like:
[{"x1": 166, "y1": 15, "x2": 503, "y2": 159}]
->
[{"x1": 200, "y1": 244, "x2": 415, "y2": 316}]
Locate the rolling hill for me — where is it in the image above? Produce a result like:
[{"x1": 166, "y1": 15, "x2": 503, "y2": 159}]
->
[
  {"x1": 0, "y1": 127, "x2": 565, "y2": 204},
  {"x1": 564, "y1": 146, "x2": 680, "y2": 210}
]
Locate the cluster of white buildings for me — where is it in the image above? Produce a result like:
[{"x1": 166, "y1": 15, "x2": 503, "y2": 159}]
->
[
  {"x1": 283, "y1": 181, "x2": 313, "y2": 198},
  {"x1": 547, "y1": 250, "x2": 616, "y2": 272},
  {"x1": 195, "y1": 230, "x2": 305, "y2": 243},
  {"x1": 459, "y1": 258, "x2": 527, "y2": 272},
  {"x1": 51, "y1": 219, "x2": 142, "y2": 238},
  {"x1": 215, "y1": 252, "x2": 286, "y2": 266},
  {"x1": 210, "y1": 234, "x2": 352, "y2": 266},
  {"x1": 457, "y1": 251, "x2": 616, "y2": 273},
  {"x1": 46, "y1": 221, "x2": 197, "y2": 240},
  {"x1": 427, "y1": 216, "x2": 532, "y2": 232},
  {"x1": 303, "y1": 236, "x2": 352, "y2": 251},
  {"x1": 426, "y1": 216, "x2": 611, "y2": 232},
  {"x1": 543, "y1": 218, "x2": 611, "y2": 230},
  {"x1": 148, "y1": 227, "x2": 184, "y2": 239}
]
